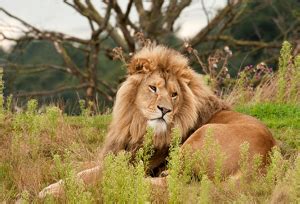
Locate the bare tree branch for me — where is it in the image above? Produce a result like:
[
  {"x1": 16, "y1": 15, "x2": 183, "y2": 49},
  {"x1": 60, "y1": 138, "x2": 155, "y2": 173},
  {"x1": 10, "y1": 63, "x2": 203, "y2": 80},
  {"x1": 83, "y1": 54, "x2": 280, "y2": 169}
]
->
[
  {"x1": 0, "y1": 7, "x2": 89, "y2": 45},
  {"x1": 200, "y1": 0, "x2": 210, "y2": 24},
  {"x1": 2, "y1": 63, "x2": 71, "y2": 74},
  {"x1": 69, "y1": 0, "x2": 129, "y2": 51},
  {"x1": 165, "y1": 0, "x2": 192, "y2": 31},
  {"x1": 112, "y1": 1, "x2": 135, "y2": 51},
  {"x1": 205, "y1": 35, "x2": 280, "y2": 48},
  {"x1": 95, "y1": 86, "x2": 113, "y2": 102},
  {"x1": 15, "y1": 84, "x2": 89, "y2": 97},
  {"x1": 53, "y1": 41, "x2": 87, "y2": 80},
  {"x1": 124, "y1": 0, "x2": 134, "y2": 21},
  {"x1": 134, "y1": 0, "x2": 146, "y2": 18},
  {"x1": 189, "y1": 3, "x2": 238, "y2": 47}
]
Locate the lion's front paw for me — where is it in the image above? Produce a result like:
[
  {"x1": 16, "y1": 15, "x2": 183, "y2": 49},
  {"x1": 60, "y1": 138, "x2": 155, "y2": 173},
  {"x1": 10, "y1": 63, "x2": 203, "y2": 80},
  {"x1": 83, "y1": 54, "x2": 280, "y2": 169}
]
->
[
  {"x1": 148, "y1": 177, "x2": 167, "y2": 188},
  {"x1": 38, "y1": 180, "x2": 64, "y2": 199},
  {"x1": 159, "y1": 170, "x2": 169, "y2": 177}
]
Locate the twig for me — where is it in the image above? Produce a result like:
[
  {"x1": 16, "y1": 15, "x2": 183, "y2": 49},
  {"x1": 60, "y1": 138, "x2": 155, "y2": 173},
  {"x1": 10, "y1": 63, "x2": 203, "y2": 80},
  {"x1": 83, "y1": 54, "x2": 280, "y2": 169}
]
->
[{"x1": 15, "y1": 84, "x2": 89, "y2": 97}]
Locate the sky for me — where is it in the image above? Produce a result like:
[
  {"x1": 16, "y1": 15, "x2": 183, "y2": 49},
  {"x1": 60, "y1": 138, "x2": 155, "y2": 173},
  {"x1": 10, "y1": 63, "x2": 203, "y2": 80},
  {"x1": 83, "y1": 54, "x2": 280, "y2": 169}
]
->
[{"x1": 0, "y1": 0, "x2": 226, "y2": 51}]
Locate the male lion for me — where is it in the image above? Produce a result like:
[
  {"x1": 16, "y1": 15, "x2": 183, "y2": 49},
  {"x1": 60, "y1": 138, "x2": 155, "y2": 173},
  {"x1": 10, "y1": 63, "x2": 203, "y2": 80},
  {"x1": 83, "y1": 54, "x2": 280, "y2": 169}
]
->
[{"x1": 39, "y1": 45, "x2": 276, "y2": 198}]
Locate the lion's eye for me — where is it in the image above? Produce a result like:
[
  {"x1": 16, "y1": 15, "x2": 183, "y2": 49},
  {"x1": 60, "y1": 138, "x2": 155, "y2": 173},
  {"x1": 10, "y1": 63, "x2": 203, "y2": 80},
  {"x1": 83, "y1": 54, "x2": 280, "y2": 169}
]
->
[
  {"x1": 171, "y1": 92, "x2": 178, "y2": 98},
  {"x1": 149, "y1": 85, "x2": 157, "y2": 93}
]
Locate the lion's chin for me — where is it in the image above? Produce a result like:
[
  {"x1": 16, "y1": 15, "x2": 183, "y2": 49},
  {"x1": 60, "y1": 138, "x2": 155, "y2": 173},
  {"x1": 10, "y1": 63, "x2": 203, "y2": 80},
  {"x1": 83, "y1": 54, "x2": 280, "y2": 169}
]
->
[{"x1": 147, "y1": 119, "x2": 168, "y2": 135}]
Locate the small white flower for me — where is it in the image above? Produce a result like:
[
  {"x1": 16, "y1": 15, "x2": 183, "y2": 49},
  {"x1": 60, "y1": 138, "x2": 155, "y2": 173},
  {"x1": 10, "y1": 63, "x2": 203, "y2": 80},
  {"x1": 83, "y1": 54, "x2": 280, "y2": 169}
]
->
[{"x1": 224, "y1": 46, "x2": 230, "y2": 52}]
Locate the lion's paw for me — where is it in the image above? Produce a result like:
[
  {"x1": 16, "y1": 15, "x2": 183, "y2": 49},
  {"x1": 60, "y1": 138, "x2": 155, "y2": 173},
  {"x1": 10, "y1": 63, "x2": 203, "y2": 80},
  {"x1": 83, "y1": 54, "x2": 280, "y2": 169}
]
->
[
  {"x1": 38, "y1": 180, "x2": 64, "y2": 199},
  {"x1": 148, "y1": 177, "x2": 167, "y2": 188},
  {"x1": 159, "y1": 170, "x2": 169, "y2": 177}
]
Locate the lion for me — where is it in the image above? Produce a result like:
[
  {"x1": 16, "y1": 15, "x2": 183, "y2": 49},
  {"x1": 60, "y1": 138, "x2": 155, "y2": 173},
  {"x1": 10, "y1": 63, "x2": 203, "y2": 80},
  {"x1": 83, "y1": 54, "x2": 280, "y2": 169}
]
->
[{"x1": 39, "y1": 45, "x2": 276, "y2": 198}]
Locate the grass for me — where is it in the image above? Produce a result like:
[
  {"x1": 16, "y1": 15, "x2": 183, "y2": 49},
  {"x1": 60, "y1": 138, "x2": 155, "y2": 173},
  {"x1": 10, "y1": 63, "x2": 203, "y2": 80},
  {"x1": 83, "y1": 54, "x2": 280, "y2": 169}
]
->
[
  {"x1": 236, "y1": 103, "x2": 300, "y2": 153},
  {"x1": 236, "y1": 103, "x2": 300, "y2": 129},
  {"x1": 0, "y1": 102, "x2": 299, "y2": 203}
]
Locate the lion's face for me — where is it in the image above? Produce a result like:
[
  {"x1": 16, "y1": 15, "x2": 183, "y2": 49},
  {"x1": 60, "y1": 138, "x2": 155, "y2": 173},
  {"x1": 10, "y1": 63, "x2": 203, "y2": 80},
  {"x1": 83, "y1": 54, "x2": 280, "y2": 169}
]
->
[
  {"x1": 135, "y1": 71, "x2": 181, "y2": 134},
  {"x1": 106, "y1": 45, "x2": 216, "y2": 150}
]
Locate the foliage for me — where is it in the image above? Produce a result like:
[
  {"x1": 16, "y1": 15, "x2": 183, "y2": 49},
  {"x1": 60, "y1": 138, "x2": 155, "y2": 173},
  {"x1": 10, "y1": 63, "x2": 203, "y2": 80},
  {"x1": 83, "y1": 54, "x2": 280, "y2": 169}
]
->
[
  {"x1": 136, "y1": 127, "x2": 155, "y2": 171},
  {"x1": 223, "y1": 41, "x2": 300, "y2": 105},
  {"x1": 101, "y1": 128, "x2": 155, "y2": 203},
  {"x1": 102, "y1": 152, "x2": 150, "y2": 203},
  {"x1": 167, "y1": 128, "x2": 185, "y2": 203},
  {"x1": 221, "y1": 0, "x2": 300, "y2": 70},
  {"x1": 277, "y1": 41, "x2": 293, "y2": 102},
  {"x1": 0, "y1": 67, "x2": 4, "y2": 119}
]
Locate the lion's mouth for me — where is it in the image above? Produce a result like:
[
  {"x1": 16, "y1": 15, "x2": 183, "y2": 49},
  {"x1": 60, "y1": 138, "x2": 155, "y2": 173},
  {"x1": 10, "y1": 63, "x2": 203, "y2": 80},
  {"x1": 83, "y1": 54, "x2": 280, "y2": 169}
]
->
[
  {"x1": 150, "y1": 117, "x2": 166, "y2": 123},
  {"x1": 147, "y1": 118, "x2": 168, "y2": 134}
]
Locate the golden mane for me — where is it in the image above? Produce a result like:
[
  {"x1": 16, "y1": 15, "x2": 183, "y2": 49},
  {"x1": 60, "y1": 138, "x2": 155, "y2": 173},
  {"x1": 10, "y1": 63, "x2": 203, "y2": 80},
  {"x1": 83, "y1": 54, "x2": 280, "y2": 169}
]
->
[{"x1": 100, "y1": 45, "x2": 230, "y2": 158}]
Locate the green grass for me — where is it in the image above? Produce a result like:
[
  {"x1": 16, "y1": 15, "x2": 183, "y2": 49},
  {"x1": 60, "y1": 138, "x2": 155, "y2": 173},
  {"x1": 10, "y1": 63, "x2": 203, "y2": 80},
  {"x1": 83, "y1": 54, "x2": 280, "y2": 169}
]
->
[
  {"x1": 236, "y1": 103, "x2": 300, "y2": 152},
  {"x1": 236, "y1": 103, "x2": 300, "y2": 129}
]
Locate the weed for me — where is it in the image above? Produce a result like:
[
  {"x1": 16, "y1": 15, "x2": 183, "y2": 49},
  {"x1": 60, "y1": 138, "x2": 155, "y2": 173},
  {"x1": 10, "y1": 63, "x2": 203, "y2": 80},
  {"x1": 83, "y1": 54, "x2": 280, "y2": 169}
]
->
[
  {"x1": 277, "y1": 41, "x2": 292, "y2": 103},
  {"x1": 265, "y1": 147, "x2": 288, "y2": 190},
  {"x1": 198, "y1": 175, "x2": 212, "y2": 204},
  {"x1": 136, "y1": 127, "x2": 155, "y2": 171},
  {"x1": 290, "y1": 55, "x2": 300, "y2": 102},
  {"x1": 0, "y1": 67, "x2": 4, "y2": 120},
  {"x1": 102, "y1": 152, "x2": 150, "y2": 203},
  {"x1": 167, "y1": 128, "x2": 184, "y2": 203}
]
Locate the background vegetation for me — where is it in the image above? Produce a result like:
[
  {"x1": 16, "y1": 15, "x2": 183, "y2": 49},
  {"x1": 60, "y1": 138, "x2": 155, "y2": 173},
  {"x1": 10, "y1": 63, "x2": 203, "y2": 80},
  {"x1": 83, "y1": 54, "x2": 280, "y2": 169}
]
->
[{"x1": 1, "y1": 0, "x2": 299, "y2": 113}]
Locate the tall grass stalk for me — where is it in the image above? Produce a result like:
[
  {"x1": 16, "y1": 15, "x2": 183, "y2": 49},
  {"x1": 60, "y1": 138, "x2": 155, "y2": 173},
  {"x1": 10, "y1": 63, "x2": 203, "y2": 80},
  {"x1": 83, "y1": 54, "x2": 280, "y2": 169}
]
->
[
  {"x1": 198, "y1": 175, "x2": 212, "y2": 204},
  {"x1": 0, "y1": 67, "x2": 4, "y2": 119},
  {"x1": 290, "y1": 55, "x2": 300, "y2": 102},
  {"x1": 167, "y1": 128, "x2": 184, "y2": 203},
  {"x1": 291, "y1": 155, "x2": 300, "y2": 202},
  {"x1": 102, "y1": 152, "x2": 150, "y2": 203},
  {"x1": 277, "y1": 41, "x2": 292, "y2": 103},
  {"x1": 52, "y1": 153, "x2": 94, "y2": 203},
  {"x1": 265, "y1": 147, "x2": 288, "y2": 192},
  {"x1": 136, "y1": 127, "x2": 155, "y2": 171}
]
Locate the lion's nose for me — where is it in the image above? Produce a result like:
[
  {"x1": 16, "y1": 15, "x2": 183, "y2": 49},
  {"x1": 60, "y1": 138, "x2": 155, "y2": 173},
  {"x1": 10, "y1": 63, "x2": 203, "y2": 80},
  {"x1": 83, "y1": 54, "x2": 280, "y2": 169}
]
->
[{"x1": 157, "y1": 105, "x2": 171, "y2": 115}]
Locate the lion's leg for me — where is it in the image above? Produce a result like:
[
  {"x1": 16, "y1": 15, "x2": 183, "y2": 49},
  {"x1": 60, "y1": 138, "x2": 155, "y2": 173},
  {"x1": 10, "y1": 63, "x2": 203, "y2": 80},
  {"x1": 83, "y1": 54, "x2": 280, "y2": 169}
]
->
[
  {"x1": 38, "y1": 165, "x2": 102, "y2": 199},
  {"x1": 181, "y1": 123, "x2": 275, "y2": 178},
  {"x1": 180, "y1": 124, "x2": 236, "y2": 178},
  {"x1": 76, "y1": 165, "x2": 102, "y2": 186},
  {"x1": 38, "y1": 179, "x2": 64, "y2": 198}
]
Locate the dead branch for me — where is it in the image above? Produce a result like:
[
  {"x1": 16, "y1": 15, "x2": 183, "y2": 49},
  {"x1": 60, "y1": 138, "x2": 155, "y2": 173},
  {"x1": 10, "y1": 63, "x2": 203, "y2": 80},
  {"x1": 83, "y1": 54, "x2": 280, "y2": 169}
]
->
[
  {"x1": 165, "y1": 0, "x2": 192, "y2": 31},
  {"x1": 1, "y1": 63, "x2": 71, "y2": 74},
  {"x1": 112, "y1": 1, "x2": 135, "y2": 51},
  {"x1": 0, "y1": 7, "x2": 89, "y2": 45},
  {"x1": 190, "y1": 2, "x2": 239, "y2": 47},
  {"x1": 53, "y1": 41, "x2": 87, "y2": 80},
  {"x1": 15, "y1": 84, "x2": 89, "y2": 97},
  {"x1": 66, "y1": 0, "x2": 129, "y2": 51},
  {"x1": 205, "y1": 35, "x2": 280, "y2": 48},
  {"x1": 200, "y1": 0, "x2": 210, "y2": 24}
]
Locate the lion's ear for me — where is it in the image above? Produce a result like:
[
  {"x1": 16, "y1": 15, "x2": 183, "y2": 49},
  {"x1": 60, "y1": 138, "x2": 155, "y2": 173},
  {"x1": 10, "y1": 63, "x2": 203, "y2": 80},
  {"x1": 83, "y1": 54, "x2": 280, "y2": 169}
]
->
[
  {"x1": 127, "y1": 58, "x2": 153, "y2": 75},
  {"x1": 180, "y1": 68, "x2": 193, "y2": 84}
]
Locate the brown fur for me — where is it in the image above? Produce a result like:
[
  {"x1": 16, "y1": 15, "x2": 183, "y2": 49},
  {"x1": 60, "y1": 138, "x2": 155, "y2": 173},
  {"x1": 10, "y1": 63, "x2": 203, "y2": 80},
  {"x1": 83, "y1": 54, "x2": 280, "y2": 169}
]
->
[{"x1": 39, "y1": 45, "x2": 276, "y2": 198}]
